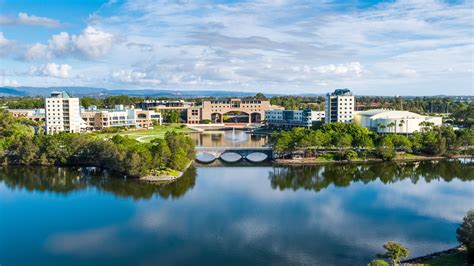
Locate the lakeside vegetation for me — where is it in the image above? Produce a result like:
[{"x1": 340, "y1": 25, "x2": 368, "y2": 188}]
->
[
  {"x1": 269, "y1": 122, "x2": 474, "y2": 160},
  {"x1": 0, "y1": 110, "x2": 195, "y2": 178}
]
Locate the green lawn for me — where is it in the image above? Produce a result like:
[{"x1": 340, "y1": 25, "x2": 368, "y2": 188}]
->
[
  {"x1": 92, "y1": 124, "x2": 195, "y2": 143},
  {"x1": 420, "y1": 251, "x2": 468, "y2": 266}
]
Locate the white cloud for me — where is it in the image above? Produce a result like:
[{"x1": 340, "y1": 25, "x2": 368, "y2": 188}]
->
[
  {"x1": 24, "y1": 26, "x2": 115, "y2": 61},
  {"x1": 5, "y1": 0, "x2": 474, "y2": 94},
  {"x1": 0, "y1": 78, "x2": 19, "y2": 87},
  {"x1": 29, "y1": 63, "x2": 73, "y2": 78},
  {"x1": 0, "y1": 32, "x2": 17, "y2": 55},
  {"x1": 71, "y1": 26, "x2": 115, "y2": 58},
  {"x1": 314, "y1": 62, "x2": 364, "y2": 77},
  {"x1": 111, "y1": 69, "x2": 161, "y2": 85},
  {"x1": 0, "y1": 12, "x2": 61, "y2": 28}
]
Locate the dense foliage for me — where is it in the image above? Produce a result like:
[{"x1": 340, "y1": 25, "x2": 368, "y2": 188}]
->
[
  {"x1": 457, "y1": 209, "x2": 474, "y2": 262},
  {"x1": 0, "y1": 111, "x2": 195, "y2": 177},
  {"x1": 269, "y1": 122, "x2": 474, "y2": 160}
]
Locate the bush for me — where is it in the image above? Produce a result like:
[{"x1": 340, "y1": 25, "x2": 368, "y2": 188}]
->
[
  {"x1": 457, "y1": 209, "x2": 474, "y2": 262},
  {"x1": 344, "y1": 150, "x2": 358, "y2": 161},
  {"x1": 317, "y1": 153, "x2": 335, "y2": 161},
  {"x1": 367, "y1": 259, "x2": 388, "y2": 266},
  {"x1": 377, "y1": 241, "x2": 409, "y2": 265}
]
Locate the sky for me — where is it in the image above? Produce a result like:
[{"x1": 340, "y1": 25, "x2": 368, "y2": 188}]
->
[{"x1": 0, "y1": 0, "x2": 473, "y2": 95}]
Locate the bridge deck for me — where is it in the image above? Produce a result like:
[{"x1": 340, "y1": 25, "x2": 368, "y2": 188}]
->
[{"x1": 196, "y1": 146, "x2": 272, "y2": 151}]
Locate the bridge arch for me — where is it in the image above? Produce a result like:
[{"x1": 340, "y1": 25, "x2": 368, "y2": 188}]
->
[
  {"x1": 246, "y1": 152, "x2": 268, "y2": 162},
  {"x1": 223, "y1": 111, "x2": 250, "y2": 123},
  {"x1": 220, "y1": 152, "x2": 243, "y2": 163}
]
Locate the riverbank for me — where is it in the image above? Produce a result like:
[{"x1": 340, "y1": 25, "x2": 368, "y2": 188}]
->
[
  {"x1": 273, "y1": 154, "x2": 473, "y2": 165},
  {"x1": 139, "y1": 162, "x2": 193, "y2": 183},
  {"x1": 401, "y1": 246, "x2": 468, "y2": 265}
]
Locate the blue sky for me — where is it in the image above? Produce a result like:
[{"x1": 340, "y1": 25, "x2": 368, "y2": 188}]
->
[{"x1": 0, "y1": 0, "x2": 472, "y2": 95}]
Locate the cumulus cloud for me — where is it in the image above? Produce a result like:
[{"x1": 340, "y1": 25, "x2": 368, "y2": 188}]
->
[
  {"x1": 0, "y1": 78, "x2": 19, "y2": 87},
  {"x1": 314, "y1": 62, "x2": 364, "y2": 77},
  {"x1": 112, "y1": 69, "x2": 161, "y2": 85},
  {"x1": 0, "y1": 32, "x2": 17, "y2": 55},
  {"x1": 71, "y1": 26, "x2": 114, "y2": 58},
  {"x1": 0, "y1": 12, "x2": 61, "y2": 28},
  {"x1": 24, "y1": 26, "x2": 114, "y2": 60},
  {"x1": 29, "y1": 63, "x2": 73, "y2": 78}
]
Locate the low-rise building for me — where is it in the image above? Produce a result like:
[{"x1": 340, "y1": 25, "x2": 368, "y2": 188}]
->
[
  {"x1": 81, "y1": 105, "x2": 162, "y2": 131},
  {"x1": 354, "y1": 109, "x2": 442, "y2": 134},
  {"x1": 188, "y1": 98, "x2": 284, "y2": 124},
  {"x1": 265, "y1": 109, "x2": 325, "y2": 129},
  {"x1": 7, "y1": 109, "x2": 46, "y2": 123}
]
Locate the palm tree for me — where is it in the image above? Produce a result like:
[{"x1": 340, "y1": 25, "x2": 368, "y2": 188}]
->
[
  {"x1": 377, "y1": 122, "x2": 386, "y2": 135},
  {"x1": 387, "y1": 122, "x2": 396, "y2": 134},
  {"x1": 398, "y1": 119, "x2": 405, "y2": 135}
]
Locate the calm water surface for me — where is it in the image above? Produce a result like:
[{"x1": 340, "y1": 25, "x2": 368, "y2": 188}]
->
[
  {"x1": 189, "y1": 130, "x2": 267, "y2": 147},
  {"x1": 0, "y1": 159, "x2": 473, "y2": 265}
]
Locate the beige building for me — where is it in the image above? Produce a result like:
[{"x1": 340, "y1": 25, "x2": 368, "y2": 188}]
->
[
  {"x1": 187, "y1": 98, "x2": 283, "y2": 124},
  {"x1": 45, "y1": 91, "x2": 85, "y2": 134},
  {"x1": 7, "y1": 109, "x2": 46, "y2": 123}
]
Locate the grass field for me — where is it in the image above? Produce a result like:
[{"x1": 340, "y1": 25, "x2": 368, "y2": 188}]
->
[{"x1": 92, "y1": 124, "x2": 195, "y2": 143}]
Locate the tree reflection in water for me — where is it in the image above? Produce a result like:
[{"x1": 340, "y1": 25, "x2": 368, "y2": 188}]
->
[
  {"x1": 0, "y1": 166, "x2": 197, "y2": 200},
  {"x1": 269, "y1": 159, "x2": 474, "y2": 192}
]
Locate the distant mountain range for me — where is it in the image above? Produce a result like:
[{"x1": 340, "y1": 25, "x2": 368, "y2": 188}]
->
[
  {"x1": 0, "y1": 86, "x2": 471, "y2": 98},
  {"x1": 0, "y1": 86, "x2": 282, "y2": 98}
]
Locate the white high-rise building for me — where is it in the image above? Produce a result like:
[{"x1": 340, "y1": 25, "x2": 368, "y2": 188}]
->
[
  {"x1": 45, "y1": 91, "x2": 85, "y2": 134},
  {"x1": 325, "y1": 88, "x2": 355, "y2": 124}
]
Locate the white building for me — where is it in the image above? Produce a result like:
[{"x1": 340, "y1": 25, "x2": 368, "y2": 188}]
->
[
  {"x1": 45, "y1": 91, "x2": 85, "y2": 134},
  {"x1": 265, "y1": 109, "x2": 324, "y2": 128},
  {"x1": 325, "y1": 88, "x2": 355, "y2": 124},
  {"x1": 354, "y1": 109, "x2": 442, "y2": 134},
  {"x1": 81, "y1": 105, "x2": 162, "y2": 131}
]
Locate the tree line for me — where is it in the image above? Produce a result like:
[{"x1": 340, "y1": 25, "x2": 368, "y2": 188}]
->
[
  {"x1": 269, "y1": 122, "x2": 474, "y2": 160},
  {"x1": 0, "y1": 110, "x2": 195, "y2": 177}
]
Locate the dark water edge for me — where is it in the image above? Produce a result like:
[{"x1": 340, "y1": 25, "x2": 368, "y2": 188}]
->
[{"x1": 0, "y1": 159, "x2": 473, "y2": 265}]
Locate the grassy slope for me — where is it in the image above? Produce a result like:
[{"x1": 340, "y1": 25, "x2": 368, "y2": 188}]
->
[
  {"x1": 92, "y1": 124, "x2": 195, "y2": 143},
  {"x1": 420, "y1": 250, "x2": 468, "y2": 266}
]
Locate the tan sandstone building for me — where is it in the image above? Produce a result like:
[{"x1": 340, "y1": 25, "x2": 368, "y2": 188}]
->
[{"x1": 187, "y1": 98, "x2": 283, "y2": 124}]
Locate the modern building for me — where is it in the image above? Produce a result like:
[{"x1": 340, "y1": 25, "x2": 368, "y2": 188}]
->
[
  {"x1": 7, "y1": 109, "x2": 46, "y2": 123},
  {"x1": 265, "y1": 109, "x2": 325, "y2": 128},
  {"x1": 45, "y1": 91, "x2": 85, "y2": 134},
  {"x1": 187, "y1": 98, "x2": 284, "y2": 124},
  {"x1": 325, "y1": 89, "x2": 355, "y2": 124},
  {"x1": 354, "y1": 109, "x2": 442, "y2": 134},
  {"x1": 81, "y1": 105, "x2": 162, "y2": 131}
]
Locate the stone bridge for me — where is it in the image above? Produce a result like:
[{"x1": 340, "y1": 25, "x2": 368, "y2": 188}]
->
[{"x1": 195, "y1": 147, "x2": 273, "y2": 163}]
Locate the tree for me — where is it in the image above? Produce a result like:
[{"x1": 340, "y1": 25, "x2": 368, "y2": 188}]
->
[
  {"x1": 163, "y1": 110, "x2": 181, "y2": 124},
  {"x1": 387, "y1": 122, "x2": 396, "y2": 134},
  {"x1": 376, "y1": 137, "x2": 396, "y2": 160},
  {"x1": 367, "y1": 259, "x2": 389, "y2": 266},
  {"x1": 457, "y1": 209, "x2": 474, "y2": 262},
  {"x1": 377, "y1": 241, "x2": 409, "y2": 265}
]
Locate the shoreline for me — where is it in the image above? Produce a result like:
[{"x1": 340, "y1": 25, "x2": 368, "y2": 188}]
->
[
  {"x1": 401, "y1": 245, "x2": 466, "y2": 265},
  {"x1": 139, "y1": 161, "x2": 193, "y2": 183},
  {"x1": 273, "y1": 154, "x2": 473, "y2": 165}
]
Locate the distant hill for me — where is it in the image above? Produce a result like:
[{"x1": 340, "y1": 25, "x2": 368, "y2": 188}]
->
[{"x1": 0, "y1": 86, "x2": 272, "y2": 98}]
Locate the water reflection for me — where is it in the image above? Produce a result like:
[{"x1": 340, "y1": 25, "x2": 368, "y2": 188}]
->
[
  {"x1": 269, "y1": 160, "x2": 474, "y2": 192},
  {"x1": 0, "y1": 166, "x2": 197, "y2": 200},
  {"x1": 189, "y1": 130, "x2": 267, "y2": 147}
]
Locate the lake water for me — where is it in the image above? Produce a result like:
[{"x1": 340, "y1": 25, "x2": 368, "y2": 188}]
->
[
  {"x1": 189, "y1": 130, "x2": 268, "y2": 147},
  {"x1": 0, "y1": 159, "x2": 473, "y2": 265}
]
